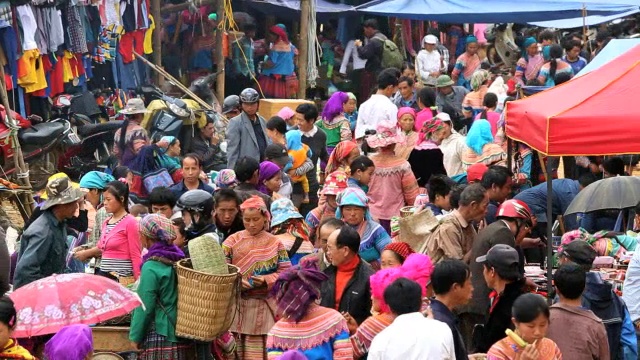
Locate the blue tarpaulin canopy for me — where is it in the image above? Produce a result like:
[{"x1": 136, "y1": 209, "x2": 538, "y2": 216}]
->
[
  {"x1": 356, "y1": 0, "x2": 639, "y2": 24},
  {"x1": 245, "y1": 0, "x2": 356, "y2": 20},
  {"x1": 576, "y1": 39, "x2": 640, "y2": 77},
  {"x1": 529, "y1": 8, "x2": 639, "y2": 28}
]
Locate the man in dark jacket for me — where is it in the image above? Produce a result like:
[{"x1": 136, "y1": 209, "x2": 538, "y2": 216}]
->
[
  {"x1": 355, "y1": 19, "x2": 386, "y2": 101},
  {"x1": 188, "y1": 115, "x2": 226, "y2": 172},
  {"x1": 464, "y1": 199, "x2": 533, "y2": 350},
  {"x1": 472, "y1": 244, "x2": 526, "y2": 353},
  {"x1": 321, "y1": 225, "x2": 374, "y2": 325},
  {"x1": 559, "y1": 240, "x2": 638, "y2": 359},
  {"x1": 14, "y1": 176, "x2": 85, "y2": 289}
]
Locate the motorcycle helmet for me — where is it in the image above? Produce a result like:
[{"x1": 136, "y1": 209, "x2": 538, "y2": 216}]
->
[
  {"x1": 496, "y1": 199, "x2": 533, "y2": 226},
  {"x1": 239, "y1": 88, "x2": 260, "y2": 104},
  {"x1": 176, "y1": 189, "x2": 216, "y2": 238},
  {"x1": 222, "y1": 95, "x2": 240, "y2": 114}
]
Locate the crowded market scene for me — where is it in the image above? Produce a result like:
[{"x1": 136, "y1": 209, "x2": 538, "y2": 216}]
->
[{"x1": 1, "y1": 0, "x2": 640, "y2": 358}]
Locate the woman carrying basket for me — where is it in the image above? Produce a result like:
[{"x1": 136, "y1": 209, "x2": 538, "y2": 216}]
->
[
  {"x1": 223, "y1": 196, "x2": 292, "y2": 359},
  {"x1": 129, "y1": 214, "x2": 193, "y2": 358}
]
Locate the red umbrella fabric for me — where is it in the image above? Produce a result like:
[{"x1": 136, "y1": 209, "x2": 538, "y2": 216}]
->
[
  {"x1": 9, "y1": 273, "x2": 142, "y2": 337},
  {"x1": 505, "y1": 45, "x2": 640, "y2": 156}
]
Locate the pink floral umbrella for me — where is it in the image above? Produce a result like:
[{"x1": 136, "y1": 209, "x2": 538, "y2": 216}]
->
[{"x1": 9, "y1": 273, "x2": 143, "y2": 337}]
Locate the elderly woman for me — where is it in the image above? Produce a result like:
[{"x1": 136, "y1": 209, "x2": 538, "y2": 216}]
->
[
  {"x1": 349, "y1": 253, "x2": 434, "y2": 358},
  {"x1": 223, "y1": 196, "x2": 292, "y2": 359},
  {"x1": 271, "y1": 198, "x2": 315, "y2": 266},
  {"x1": 267, "y1": 258, "x2": 353, "y2": 359},
  {"x1": 259, "y1": 25, "x2": 297, "y2": 99},
  {"x1": 336, "y1": 187, "x2": 391, "y2": 269},
  {"x1": 462, "y1": 69, "x2": 491, "y2": 120},
  {"x1": 317, "y1": 92, "x2": 353, "y2": 158},
  {"x1": 129, "y1": 214, "x2": 192, "y2": 358},
  {"x1": 394, "y1": 107, "x2": 418, "y2": 160},
  {"x1": 380, "y1": 241, "x2": 414, "y2": 269},
  {"x1": 451, "y1": 36, "x2": 482, "y2": 90},
  {"x1": 462, "y1": 119, "x2": 507, "y2": 170},
  {"x1": 306, "y1": 171, "x2": 349, "y2": 239},
  {"x1": 408, "y1": 115, "x2": 448, "y2": 189},
  {"x1": 366, "y1": 121, "x2": 420, "y2": 234},
  {"x1": 514, "y1": 37, "x2": 544, "y2": 86}
]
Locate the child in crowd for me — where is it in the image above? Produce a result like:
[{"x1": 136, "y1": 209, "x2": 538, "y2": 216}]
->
[
  {"x1": 348, "y1": 155, "x2": 375, "y2": 193},
  {"x1": 277, "y1": 106, "x2": 297, "y2": 131},
  {"x1": 0, "y1": 296, "x2": 35, "y2": 359},
  {"x1": 285, "y1": 130, "x2": 312, "y2": 203},
  {"x1": 344, "y1": 92, "x2": 358, "y2": 133}
]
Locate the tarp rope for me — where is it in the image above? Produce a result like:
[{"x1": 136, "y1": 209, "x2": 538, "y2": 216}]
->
[{"x1": 306, "y1": 0, "x2": 322, "y2": 88}]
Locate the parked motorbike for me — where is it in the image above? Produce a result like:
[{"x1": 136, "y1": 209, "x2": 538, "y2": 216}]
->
[
  {"x1": 0, "y1": 109, "x2": 74, "y2": 191},
  {"x1": 52, "y1": 94, "x2": 123, "y2": 180}
]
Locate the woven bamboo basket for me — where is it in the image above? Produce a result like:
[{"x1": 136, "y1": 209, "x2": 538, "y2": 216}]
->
[
  {"x1": 175, "y1": 259, "x2": 241, "y2": 341},
  {"x1": 400, "y1": 206, "x2": 416, "y2": 218}
]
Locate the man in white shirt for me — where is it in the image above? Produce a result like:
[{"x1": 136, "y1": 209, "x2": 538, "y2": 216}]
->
[
  {"x1": 354, "y1": 69, "x2": 399, "y2": 140},
  {"x1": 368, "y1": 278, "x2": 456, "y2": 360},
  {"x1": 435, "y1": 113, "x2": 467, "y2": 179},
  {"x1": 416, "y1": 34, "x2": 446, "y2": 87}
]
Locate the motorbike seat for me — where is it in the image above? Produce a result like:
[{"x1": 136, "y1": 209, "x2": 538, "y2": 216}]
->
[
  {"x1": 77, "y1": 121, "x2": 124, "y2": 137},
  {"x1": 18, "y1": 122, "x2": 66, "y2": 145}
]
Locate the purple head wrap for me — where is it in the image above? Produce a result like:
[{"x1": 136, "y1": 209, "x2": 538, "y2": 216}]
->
[
  {"x1": 44, "y1": 324, "x2": 93, "y2": 360},
  {"x1": 270, "y1": 257, "x2": 328, "y2": 323},
  {"x1": 258, "y1": 161, "x2": 282, "y2": 195},
  {"x1": 321, "y1": 91, "x2": 349, "y2": 123},
  {"x1": 278, "y1": 350, "x2": 309, "y2": 360}
]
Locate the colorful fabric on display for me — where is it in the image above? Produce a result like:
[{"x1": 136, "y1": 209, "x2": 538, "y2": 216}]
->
[{"x1": 17, "y1": 49, "x2": 47, "y2": 93}]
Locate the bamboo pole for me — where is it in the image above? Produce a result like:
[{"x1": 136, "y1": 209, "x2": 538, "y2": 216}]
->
[
  {"x1": 297, "y1": 0, "x2": 310, "y2": 99},
  {"x1": 133, "y1": 51, "x2": 215, "y2": 111},
  {"x1": 0, "y1": 67, "x2": 34, "y2": 218},
  {"x1": 582, "y1": 6, "x2": 588, "y2": 46},
  {"x1": 215, "y1": 2, "x2": 226, "y2": 103},
  {"x1": 151, "y1": 0, "x2": 163, "y2": 86}
]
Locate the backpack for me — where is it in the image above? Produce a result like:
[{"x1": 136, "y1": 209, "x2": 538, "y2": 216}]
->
[
  {"x1": 582, "y1": 291, "x2": 625, "y2": 360},
  {"x1": 373, "y1": 34, "x2": 404, "y2": 70}
]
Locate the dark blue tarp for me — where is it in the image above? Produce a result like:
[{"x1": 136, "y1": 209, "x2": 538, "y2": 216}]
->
[
  {"x1": 246, "y1": 0, "x2": 356, "y2": 20},
  {"x1": 356, "y1": 0, "x2": 639, "y2": 24}
]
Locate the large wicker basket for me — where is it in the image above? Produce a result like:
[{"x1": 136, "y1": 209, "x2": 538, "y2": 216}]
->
[{"x1": 175, "y1": 259, "x2": 241, "y2": 341}]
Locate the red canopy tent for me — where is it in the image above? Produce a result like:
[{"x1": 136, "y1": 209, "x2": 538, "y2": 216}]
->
[{"x1": 505, "y1": 44, "x2": 640, "y2": 156}]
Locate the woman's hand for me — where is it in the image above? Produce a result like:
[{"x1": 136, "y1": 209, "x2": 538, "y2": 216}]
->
[
  {"x1": 241, "y1": 279, "x2": 253, "y2": 290},
  {"x1": 251, "y1": 275, "x2": 266, "y2": 288},
  {"x1": 516, "y1": 343, "x2": 539, "y2": 360},
  {"x1": 73, "y1": 250, "x2": 91, "y2": 263},
  {"x1": 342, "y1": 312, "x2": 358, "y2": 334}
]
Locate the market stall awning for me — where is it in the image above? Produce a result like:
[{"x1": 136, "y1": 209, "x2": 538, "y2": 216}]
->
[
  {"x1": 505, "y1": 45, "x2": 640, "y2": 156},
  {"x1": 355, "y1": 0, "x2": 639, "y2": 23},
  {"x1": 577, "y1": 38, "x2": 640, "y2": 77},
  {"x1": 245, "y1": 0, "x2": 356, "y2": 20},
  {"x1": 528, "y1": 8, "x2": 639, "y2": 28}
]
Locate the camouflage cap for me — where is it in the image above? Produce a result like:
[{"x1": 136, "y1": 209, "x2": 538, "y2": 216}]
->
[{"x1": 41, "y1": 175, "x2": 86, "y2": 211}]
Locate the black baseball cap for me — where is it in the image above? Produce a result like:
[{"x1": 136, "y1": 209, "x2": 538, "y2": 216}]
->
[
  {"x1": 265, "y1": 144, "x2": 290, "y2": 168},
  {"x1": 559, "y1": 241, "x2": 596, "y2": 267},
  {"x1": 476, "y1": 244, "x2": 521, "y2": 280}
]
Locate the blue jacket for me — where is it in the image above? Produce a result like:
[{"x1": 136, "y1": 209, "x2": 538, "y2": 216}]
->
[
  {"x1": 514, "y1": 178, "x2": 580, "y2": 228},
  {"x1": 583, "y1": 272, "x2": 638, "y2": 360}
]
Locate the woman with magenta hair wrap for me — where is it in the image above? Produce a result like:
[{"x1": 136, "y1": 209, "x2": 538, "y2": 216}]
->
[
  {"x1": 267, "y1": 258, "x2": 353, "y2": 359},
  {"x1": 317, "y1": 91, "x2": 353, "y2": 159},
  {"x1": 349, "y1": 253, "x2": 434, "y2": 358},
  {"x1": 259, "y1": 25, "x2": 297, "y2": 99}
]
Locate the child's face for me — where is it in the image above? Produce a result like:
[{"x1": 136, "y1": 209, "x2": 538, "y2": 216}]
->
[
  {"x1": 356, "y1": 166, "x2": 375, "y2": 185},
  {"x1": 402, "y1": 69, "x2": 416, "y2": 81},
  {"x1": 399, "y1": 114, "x2": 415, "y2": 132},
  {"x1": 344, "y1": 99, "x2": 357, "y2": 114}
]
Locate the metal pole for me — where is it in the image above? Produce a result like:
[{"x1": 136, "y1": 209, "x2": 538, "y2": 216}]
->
[
  {"x1": 215, "y1": 1, "x2": 226, "y2": 103},
  {"x1": 546, "y1": 159, "x2": 553, "y2": 303},
  {"x1": 297, "y1": 0, "x2": 310, "y2": 99}
]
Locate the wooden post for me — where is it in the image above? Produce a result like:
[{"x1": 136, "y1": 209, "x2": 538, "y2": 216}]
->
[
  {"x1": 297, "y1": 0, "x2": 310, "y2": 99},
  {"x1": 0, "y1": 67, "x2": 34, "y2": 217},
  {"x1": 151, "y1": 0, "x2": 163, "y2": 85},
  {"x1": 215, "y1": 1, "x2": 226, "y2": 103},
  {"x1": 582, "y1": 6, "x2": 588, "y2": 47}
]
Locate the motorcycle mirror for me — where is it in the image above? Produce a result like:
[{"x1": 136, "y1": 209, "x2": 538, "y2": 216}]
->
[{"x1": 59, "y1": 97, "x2": 71, "y2": 106}]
